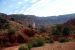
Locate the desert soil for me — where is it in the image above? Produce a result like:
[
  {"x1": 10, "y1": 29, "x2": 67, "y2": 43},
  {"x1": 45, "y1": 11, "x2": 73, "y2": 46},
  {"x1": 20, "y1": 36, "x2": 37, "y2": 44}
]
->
[{"x1": 2, "y1": 42, "x2": 75, "y2": 50}]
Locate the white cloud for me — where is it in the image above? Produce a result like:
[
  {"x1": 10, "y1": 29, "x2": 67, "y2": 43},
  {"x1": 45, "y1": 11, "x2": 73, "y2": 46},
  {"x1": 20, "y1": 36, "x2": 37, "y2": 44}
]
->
[
  {"x1": 23, "y1": 0, "x2": 54, "y2": 16},
  {"x1": 9, "y1": 0, "x2": 75, "y2": 16},
  {"x1": 22, "y1": 0, "x2": 75, "y2": 16},
  {"x1": 30, "y1": 0, "x2": 38, "y2": 3},
  {"x1": 18, "y1": 2, "x2": 23, "y2": 4},
  {"x1": 13, "y1": 10, "x2": 19, "y2": 14},
  {"x1": 9, "y1": 12, "x2": 13, "y2": 14},
  {"x1": 19, "y1": 9, "x2": 25, "y2": 13}
]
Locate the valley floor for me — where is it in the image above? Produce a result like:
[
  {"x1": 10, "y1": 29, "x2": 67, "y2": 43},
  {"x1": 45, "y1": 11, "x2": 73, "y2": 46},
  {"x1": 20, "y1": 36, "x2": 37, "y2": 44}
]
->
[{"x1": 2, "y1": 42, "x2": 75, "y2": 50}]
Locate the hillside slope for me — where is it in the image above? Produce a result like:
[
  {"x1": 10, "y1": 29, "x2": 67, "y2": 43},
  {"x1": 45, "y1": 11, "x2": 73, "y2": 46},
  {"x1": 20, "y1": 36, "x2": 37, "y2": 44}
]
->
[
  {"x1": 64, "y1": 18, "x2": 75, "y2": 31},
  {"x1": 0, "y1": 13, "x2": 75, "y2": 27}
]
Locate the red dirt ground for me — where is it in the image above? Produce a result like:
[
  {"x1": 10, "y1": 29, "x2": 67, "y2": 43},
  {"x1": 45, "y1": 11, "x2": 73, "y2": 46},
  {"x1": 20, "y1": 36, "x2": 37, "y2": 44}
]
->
[{"x1": 2, "y1": 42, "x2": 75, "y2": 50}]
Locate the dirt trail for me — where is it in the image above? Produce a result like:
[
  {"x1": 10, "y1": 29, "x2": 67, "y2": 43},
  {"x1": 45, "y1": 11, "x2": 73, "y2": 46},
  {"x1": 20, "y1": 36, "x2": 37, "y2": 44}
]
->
[
  {"x1": 2, "y1": 46, "x2": 20, "y2": 50},
  {"x1": 31, "y1": 42, "x2": 75, "y2": 50},
  {"x1": 2, "y1": 42, "x2": 75, "y2": 50}
]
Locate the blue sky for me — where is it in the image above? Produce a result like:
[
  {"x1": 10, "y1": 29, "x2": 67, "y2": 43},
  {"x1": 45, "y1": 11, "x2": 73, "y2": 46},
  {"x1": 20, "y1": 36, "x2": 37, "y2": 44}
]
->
[{"x1": 0, "y1": 0, "x2": 75, "y2": 16}]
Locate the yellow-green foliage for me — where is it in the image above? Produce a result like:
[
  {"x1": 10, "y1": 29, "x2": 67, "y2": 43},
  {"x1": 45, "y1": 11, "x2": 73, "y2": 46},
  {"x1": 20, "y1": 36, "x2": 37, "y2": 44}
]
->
[
  {"x1": 19, "y1": 44, "x2": 29, "y2": 50},
  {"x1": 28, "y1": 38, "x2": 45, "y2": 47}
]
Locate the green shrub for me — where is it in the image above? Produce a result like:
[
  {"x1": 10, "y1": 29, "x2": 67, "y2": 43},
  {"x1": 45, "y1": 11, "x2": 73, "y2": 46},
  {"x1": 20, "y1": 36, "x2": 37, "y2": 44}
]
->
[
  {"x1": 19, "y1": 39, "x2": 45, "y2": 50},
  {"x1": 59, "y1": 37, "x2": 69, "y2": 43},
  {"x1": 19, "y1": 44, "x2": 29, "y2": 50},
  {"x1": 27, "y1": 43, "x2": 33, "y2": 49},
  {"x1": 29, "y1": 39, "x2": 44, "y2": 47},
  {"x1": 62, "y1": 27, "x2": 70, "y2": 36},
  {"x1": 0, "y1": 16, "x2": 9, "y2": 29},
  {"x1": 45, "y1": 38, "x2": 54, "y2": 43},
  {"x1": 52, "y1": 25, "x2": 63, "y2": 36}
]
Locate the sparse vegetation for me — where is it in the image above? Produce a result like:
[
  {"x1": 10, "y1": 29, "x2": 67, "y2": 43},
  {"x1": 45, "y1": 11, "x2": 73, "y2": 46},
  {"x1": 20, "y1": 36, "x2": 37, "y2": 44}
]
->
[
  {"x1": 59, "y1": 37, "x2": 69, "y2": 43},
  {"x1": 52, "y1": 25, "x2": 71, "y2": 36},
  {"x1": 23, "y1": 29, "x2": 36, "y2": 37},
  {"x1": 19, "y1": 38, "x2": 45, "y2": 50},
  {"x1": 7, "y1": 29, "x2": 16, "y2": 35},
  {"x1": 45, "y1": 38, "x2": 54, "y2": 43},
  {"x1": 0, "y1": 16, "x2": 9, "y2": 29},
  {"x1": 52, "y1": 25, "x2": 63, "y2": 36},
  {"x1": 28, "y1": 38, "x2": 45, "y2": 47},
  {"x1": 39, "y1": 26, "x2": 47, "y2": 33},
  {"x1": 0, "y1": 13, "x2": 75, "y2": 50},
  {"x1": 62, "y1": 27, "x2": 71, "y2": 36},
  {"x1": 19, "y1": 44, "x2": 29, "y2": 50}
]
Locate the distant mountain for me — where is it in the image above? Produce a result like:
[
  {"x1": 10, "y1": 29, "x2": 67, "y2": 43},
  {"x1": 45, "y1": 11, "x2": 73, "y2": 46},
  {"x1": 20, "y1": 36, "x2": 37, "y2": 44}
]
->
[{"x1": 0, "y1": 13, "x2": 75, "y2": 27}]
